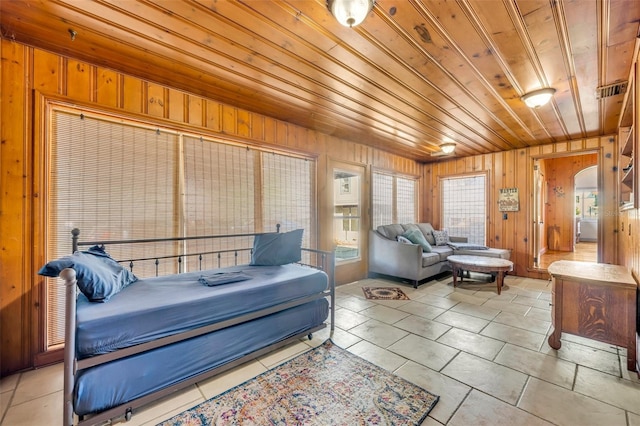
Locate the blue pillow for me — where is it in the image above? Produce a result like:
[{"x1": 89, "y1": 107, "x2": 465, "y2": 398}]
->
[
  {"x1": 38, "y1": 246, "x2": 137, "y2": 302},
  {"x1": 401, "y1": 229, "x2": 432, "y2": 253},
  {"x1": 250, "y1": 229, "x2": 303, "y2": 266}
]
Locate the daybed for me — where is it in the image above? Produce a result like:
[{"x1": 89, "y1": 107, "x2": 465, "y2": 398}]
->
[
  {"x1": 39, "y1": 227, "x2": 335, "y2": 426},
  {"x1": 369, "y1": 223, "x2": 511, "y2": 288}
]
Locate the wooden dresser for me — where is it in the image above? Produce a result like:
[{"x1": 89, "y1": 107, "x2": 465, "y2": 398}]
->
[{"x1": 547, "y1": 260, "x2": 638, "y2": 372}]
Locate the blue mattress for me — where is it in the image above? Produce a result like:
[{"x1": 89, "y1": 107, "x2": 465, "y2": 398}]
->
[
  {"x1": 74, "y1": 299, "x2": 328, "y2": 416},
  {"x1": 75, "y1": 263, "x2": 328, "y2": 357}
]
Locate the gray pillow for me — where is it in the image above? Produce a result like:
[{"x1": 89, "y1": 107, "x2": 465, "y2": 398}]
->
[
  {"x1": 432, "y1": 229, "x2": 450, "y2": 246},
  {"x1": 397, "y1": 235, "x2": 413, "y2": 244},
  {"x1": 250, "y1": 229, "x2": 303, "y2": 266},
  {"x1": 416, "y1": 223, "x2": 436, "y2": 245},
  {"x1": 377, "y1": 224, "x2": 405, "y2": 240},
  {"x1": 38, "y1": 245, "x2": 137, "y2": 302}
]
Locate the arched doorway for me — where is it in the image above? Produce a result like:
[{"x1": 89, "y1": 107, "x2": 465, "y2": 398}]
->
[
  {"x1": 532, "y1": 154, "x2": 599, "y2": 270},
  {"x1": 572, "y1": 166, "x2": 598, "y2": 262}
]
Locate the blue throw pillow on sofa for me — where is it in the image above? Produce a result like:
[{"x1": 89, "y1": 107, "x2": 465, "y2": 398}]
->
[
  {"x1": 38, "y1": 245, "x2": 137, "y2": 302},
  {"x1": 250, "y1": 229, "x2": 303, "y2": 266},
  {"x1": 401, "y1": 229, "x2": 432, "y2": 253}
]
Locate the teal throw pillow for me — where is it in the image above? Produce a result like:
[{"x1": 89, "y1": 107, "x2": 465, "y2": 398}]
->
[{"x1": 401, "y1": 229, "x2": 432, "y2": 253}]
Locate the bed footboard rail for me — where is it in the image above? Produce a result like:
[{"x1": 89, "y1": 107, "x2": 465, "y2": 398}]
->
[
  {"x1": 301, "y1": 247, "x2": 335, "y2": 332},
  {"x1": 61, "y1": 267, "x2": 78, "y2": 426}
]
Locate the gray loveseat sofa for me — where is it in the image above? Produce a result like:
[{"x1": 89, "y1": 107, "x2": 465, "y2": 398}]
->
[{"x1": 369, "y1": 223, "x2": 511, "y2": 288}]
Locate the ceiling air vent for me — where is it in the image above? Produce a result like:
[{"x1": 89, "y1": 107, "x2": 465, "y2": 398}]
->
[{"x1": 595, "y1": 81, "x2": 628, "y2": 99}]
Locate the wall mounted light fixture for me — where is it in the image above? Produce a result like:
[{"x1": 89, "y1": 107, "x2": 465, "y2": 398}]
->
[
  {"x1": 327, "y1": 0, "x2": 375, "y2": 27},
  {"x1": 440, "y1": 142, "x2": 456, "y2": 154},
  {"x1": 521, "y1": 88, "x2": 556, "y2": 108}
]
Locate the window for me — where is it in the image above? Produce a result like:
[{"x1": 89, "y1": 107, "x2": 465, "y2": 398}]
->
[
  {"x1": 396, "y1": 177, "x2": 417, "y2": 224},
  {"x1": 371, "y1": 171, "x2": 417, "y2": 228},
  {"x1": 440, "y1": 174, "x2": 486, "y2": 245},
  {"x1": 45, "y1": 107, "x2": 315, "y2": 348},
  {"x1": 333, "y1": 170, "x2": 361, "y2": 261}
]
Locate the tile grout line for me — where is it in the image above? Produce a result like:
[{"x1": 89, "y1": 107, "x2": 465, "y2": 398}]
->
[{"x1": 0, "y1": 374, "x2": 20, "y2": 426}]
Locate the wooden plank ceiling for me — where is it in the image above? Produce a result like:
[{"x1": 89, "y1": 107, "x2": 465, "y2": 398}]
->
[{"x1": 1, "y1": 0, "x2": 639, "y2": 162}]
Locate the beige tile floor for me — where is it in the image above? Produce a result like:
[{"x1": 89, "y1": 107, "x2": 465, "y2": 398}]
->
[{"x1": 2, "y1": 273, "x2": 640, "y2": 425}]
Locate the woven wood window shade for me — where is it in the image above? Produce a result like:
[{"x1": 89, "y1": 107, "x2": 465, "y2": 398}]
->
[
  {"x1": 441, "y1": 175, "x2": 486, "y2": 245},
  {"x1": 371, "y1": 172, "x2": 417, "y2": 229},
  {"x1": 183, "y1": 136, "x2": 256, "y2": 268},
  {"x1": 45, "y1": 108, "x2": 315, "y2": 348},
  {"x1": 396, "y1": 177, "x2": 417, "y2": 224},
  {"x1": 47, "y1": 111, "x2": 179, "y2": 347},
  {"x1": 372, "y1": 173, "x2": 393, "y2": 229},
  {"x1": 261, "y1": 153, "x2": 315, "y2": 251}
]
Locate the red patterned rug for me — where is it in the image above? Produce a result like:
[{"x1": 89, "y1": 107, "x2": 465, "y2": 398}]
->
[
  {"x1": 362, "y1": 286, "x2": 410, "y2": 300},
  {"x1": 158, "y1": 340, "x2": 438, "y2": 425}
]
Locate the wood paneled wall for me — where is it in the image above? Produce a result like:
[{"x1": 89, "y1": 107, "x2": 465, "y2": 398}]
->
[
  {"x1": 0, "y1": 40, "x2": 420, "y2": 376},
  {"x1": 421, "y1": 138, "x2": 618, "y2": 280}
]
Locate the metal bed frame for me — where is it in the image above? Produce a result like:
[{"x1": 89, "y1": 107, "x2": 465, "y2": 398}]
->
[{"x1": 62, "y1": 227, "x2": 335, "y2": 426}]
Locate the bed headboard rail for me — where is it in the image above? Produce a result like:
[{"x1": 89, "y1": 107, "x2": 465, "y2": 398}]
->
[
  {"x1": 71, "y1": 228, "x2": 274, "y2": 252},
  {"x1": 70, "y1": 225, "x2": 333, "y2": 278}
]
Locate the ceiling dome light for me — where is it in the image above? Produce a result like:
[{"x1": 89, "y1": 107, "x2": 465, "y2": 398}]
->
[
  {"x1": 440, "y1": 142, "x2": 456, "y2": 154},
  {"x1": 521, "y1": 88, "x2": 556, "y2": 108},
  {"x1": 327, "y1": 0, "x2": 375, "y2": 27}
]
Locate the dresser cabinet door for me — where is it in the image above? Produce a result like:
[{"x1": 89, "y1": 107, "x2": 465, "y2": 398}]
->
[{"x1": 561, "y1": 279, "x2": 629, "y2": 347}]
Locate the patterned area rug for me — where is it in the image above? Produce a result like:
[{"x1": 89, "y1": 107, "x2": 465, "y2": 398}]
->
[
  {"x1": 362, "y1": 286, "x2": 410, "y2": 300},
  {"x1": 158, "y1": 340, "x2": 438, "y2": 425}
]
